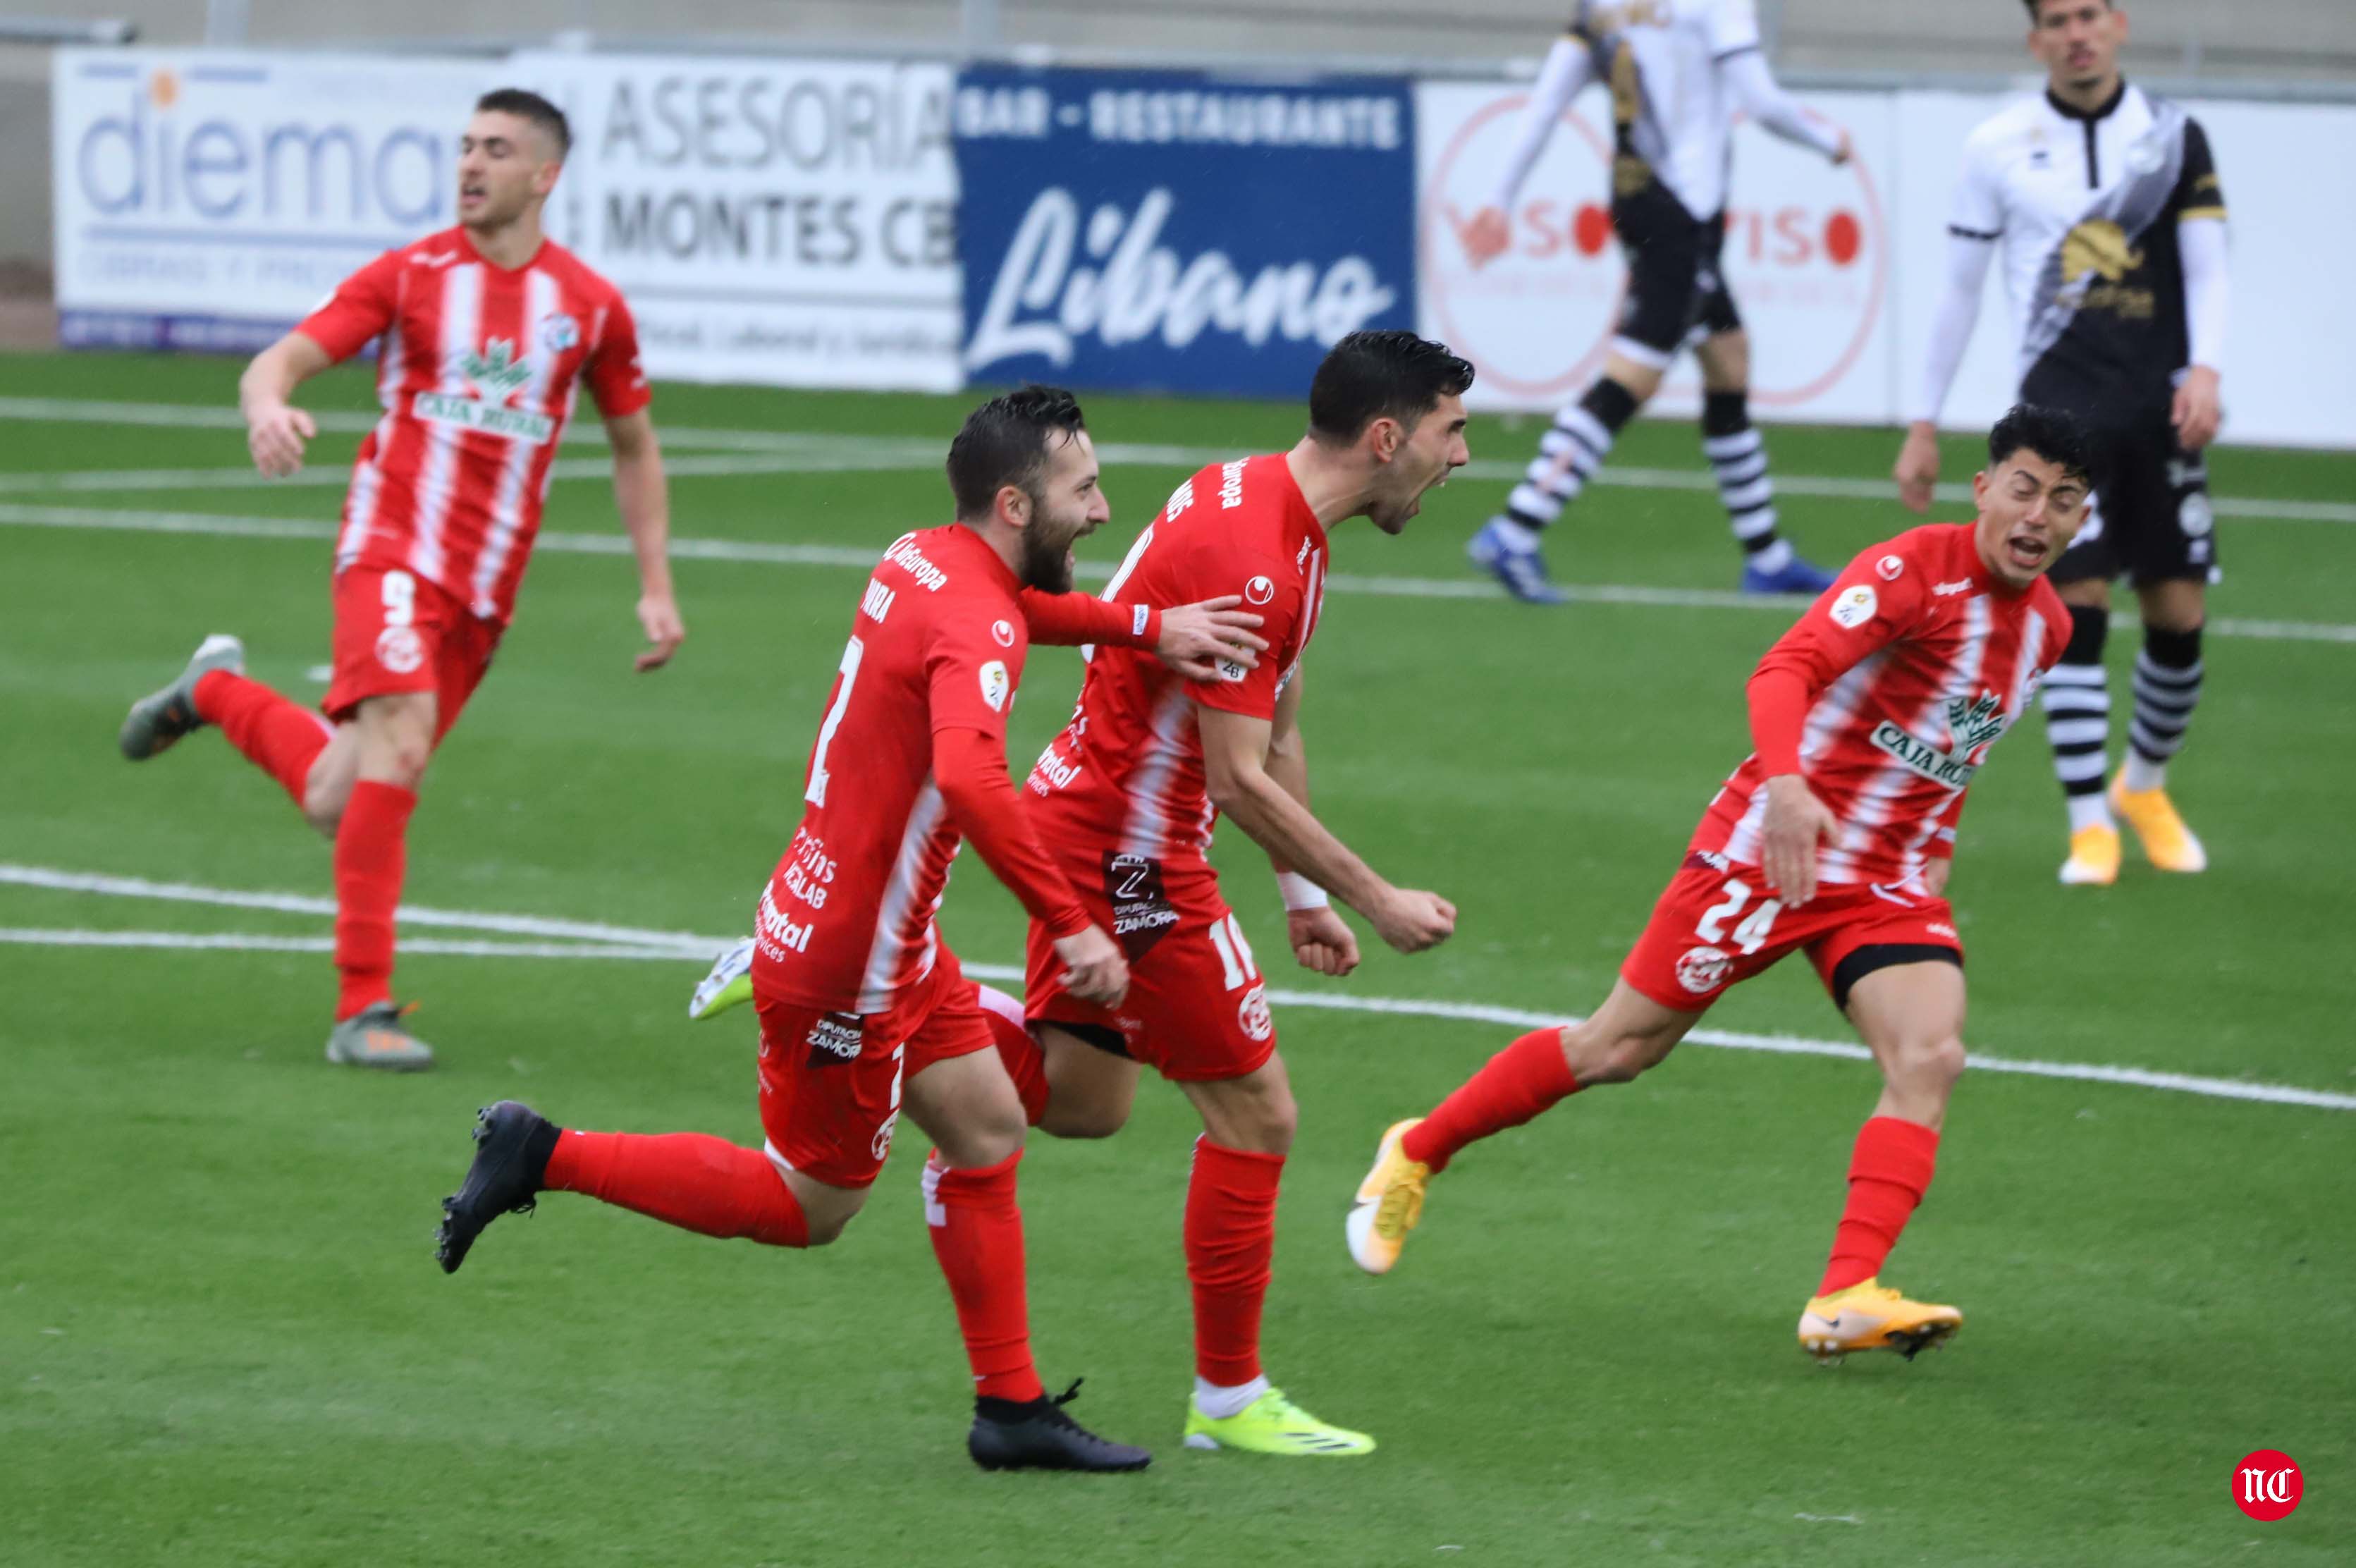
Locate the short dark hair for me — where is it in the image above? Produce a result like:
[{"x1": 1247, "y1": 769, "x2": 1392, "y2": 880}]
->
[
  {"x1": 946, "y1": 385, "x2": 1088, "y2": 520},
  {"x1": 2023, "y1": 0, "x2": 2111, "y2": 20},
  {"x1": 1307, "y1": 330, "x2": 1475, "y2": 446},
  {"x1": 1987, "y1": 403, "x2": 2092, "y2": 484},
  {"x1": 474, "y1": 88, "x2": 570, "y2": 159}
]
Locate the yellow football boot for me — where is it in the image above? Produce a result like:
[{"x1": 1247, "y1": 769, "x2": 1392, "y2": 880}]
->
[
  {"x1": 2110, "y1": 775, "x2": 2208, "y2": 873},
  {"x1": 1798, "y1": 1278, "x2": 1963, "y2": 1363},
  {"x1": 2057, "y1": 823, "x2": 2120, "y2": 886},
  {"x1": 1182, "y1": 1388, "x2": 1375, "y2": 1457},
  {"x1": 1345, "y1": 1118, "x2": 1430, "y2": 1275}
]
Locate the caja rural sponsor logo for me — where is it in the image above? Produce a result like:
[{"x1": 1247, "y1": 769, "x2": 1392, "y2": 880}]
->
[{"x1": 1419, "y1": 85, "x2": 1884, "y2": 408}]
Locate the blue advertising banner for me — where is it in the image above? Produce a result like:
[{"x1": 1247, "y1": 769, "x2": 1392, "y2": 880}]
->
[{"x1": 953, "y1": 66, "x2": 1416, "y2": 400}]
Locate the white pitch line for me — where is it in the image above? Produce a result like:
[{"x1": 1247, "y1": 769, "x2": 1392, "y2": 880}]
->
[
  {"x1": 6, "y1": 501, "x2": 2352, "y2": 646},
  {"x1": 2, "y1": 393, "x2": 2350, "y2": 524},
  {"x1": 6, "y1": 863, "x2": 2352, "y2": 1113},
  {"x1": 0, "y1": 451, "x2": 969, "y2": 496},
  {"x1": 0, "y1": 863, "x2": 716, "y2": 953},
  {"x1": 0, "y1": 928, "x2": 687, "y2": 961}
]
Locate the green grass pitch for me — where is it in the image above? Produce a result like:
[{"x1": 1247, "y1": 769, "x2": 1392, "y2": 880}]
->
[{"x1": 2, "y1": 349, "x2": 2350, "y2": 1565}]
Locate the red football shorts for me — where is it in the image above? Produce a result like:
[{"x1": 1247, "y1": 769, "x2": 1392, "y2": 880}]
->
[
  {"x1": 753, "y1": 945, "x2": 996, "y2": 1189},
  {"x1": 324, "y1": 565, "x2": 501, "y2": 740},
  {"x1": 1024, "y1": 849, "x2": 1277, "y2": 1082},
  {"x1": 1620, "y1": 852, "x2": 1964, "y2": 1012}
]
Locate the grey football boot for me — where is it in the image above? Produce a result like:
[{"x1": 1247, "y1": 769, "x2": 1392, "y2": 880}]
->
[
  {"x1": 118, "y1": 634, "x2": 246, "y2": 760},
  {"x1": 324, "y1": 1000, "x2": 436, "y2": 1071}
]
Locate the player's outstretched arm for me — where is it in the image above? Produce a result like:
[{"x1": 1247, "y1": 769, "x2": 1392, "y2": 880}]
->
[
  {"x1": 1198, "y1": 702, "x2": 1453, "y2": 955},
  {"x1": 1017, "y1": 591, "x2": 1268, "y2": 680},
  {"x1": 1258, "y1": 685, "x2": 1360, "y2": 977},
  {"x1": 1719, "y1": 50, "x2": 1848, "y2": 163},
  {"x1": 1896, "y1": 233, "x2": 1997, "y2": 511},
  {"x1": 2173, "y1": 212, "x2": 2229, "y2": 451},
  {"x1": 932, "y1": 725, "x2": 1128, "y2": 1005},
  {"x1": 605, "y1": 409, "x2": 685, "y2": 671},
  {"x1": 238, "y1": 331, "x2": 333, "y2": 478},
  {"x1": 1465, "y1": 35, "x2": 1596, "y2": 267}
]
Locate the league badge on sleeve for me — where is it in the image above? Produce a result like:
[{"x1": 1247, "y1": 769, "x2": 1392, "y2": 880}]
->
[
  {"x1": 979, "y1": 660, "x2": 1012, "y2": 712},
  {"x1": 1829, "y1": 584, "x2": 1879, "y2": 629}
]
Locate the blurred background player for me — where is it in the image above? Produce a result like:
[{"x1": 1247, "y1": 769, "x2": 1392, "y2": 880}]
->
[
  {"x1": 434, "y1": 387, "x2": 1263, "y2": 1474},
  {"x1": 1894, "y1": 0, "x2": 2228, "y2": 886},
  {"x1": 1461, "y1": 0, "x2": 1853, "y2": 604},
  {"x1": 114, "y1": 89, "x2": 684, "y2": 1071},
  {"x1": 1354, "y1": 405, "x2": 2093, "y2": 1364},
  {"x1": 1005, "y1": 331, "x2": 1469, "y2": 1457}
]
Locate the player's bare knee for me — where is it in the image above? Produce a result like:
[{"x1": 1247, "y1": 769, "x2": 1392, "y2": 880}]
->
[
  {"x1": 1040, "y1": 1099, "x2": 1129, "y2": 1140},
  {"x1": 1697, "y1": 330, "x2": 1750, "y2": 390},
  {"x1": 801, "y1": 1208, "x2": 856, "y2": 1247},
  {"x1": 1889, "y1": 1034, "x2": 1967, "y2": 1096},
  {"x1": 300, "y1": 792, "x2": 345, "y2": 839},
  {"x1": 1224, "y1": 1089, "x2": 1297, "y2": 1155}
]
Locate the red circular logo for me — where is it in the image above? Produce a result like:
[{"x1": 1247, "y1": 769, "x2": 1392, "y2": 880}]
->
[
  {"x1": 1244, "y1": 575, "x2": 1275, "y2": 606},
  {"x1": 2233, "y1": 1451, "x2": 2302, "y2": 1521},
  {"x1": 990, "y1": 618, "x2": 1015, "y2": 648}
]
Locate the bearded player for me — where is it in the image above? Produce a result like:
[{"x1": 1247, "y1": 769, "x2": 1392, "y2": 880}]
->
[
  {"x1": 434, "y1": 387, "x2": 1267, "y2": 1471},
  {"x1": 114, "y1": 89, "x2": 681, "y2": 1071},
  {"x1": 1351, "y1": 404, "x2": 2093, "y2": 1364},
  {"x1": 989, "y1": 331, "x2": 1472, "y2": 1457}
]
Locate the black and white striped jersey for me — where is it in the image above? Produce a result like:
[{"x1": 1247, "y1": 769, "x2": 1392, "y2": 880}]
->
[
  {"x1": 1947, "y1": 81, "x2": 2228, "y2": 408},
  {"x1": 1566, "y1": 0, "x2": 1774, "y2": 220}
]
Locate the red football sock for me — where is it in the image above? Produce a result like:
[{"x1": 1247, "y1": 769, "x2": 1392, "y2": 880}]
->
[
  {"x1": 1186, "y1": 1137, "x2": 1284, "y2": 1388},
  {"x1": 544, "y1": 1129, "x2": 808, "y2": 1246},
  {"x1": 194, "y1": 670, "x2": 332, "y2": 809},
  {"x1": 1400, "y1": 1029, "x2": 1581, "y2": 1173},
  {"x1": 333, "y1": 780, "x2": 415, "y2": 1021},
  {"x1": 1818, "y1": 1116, "x2": 1941, "y2": 1295},
  {"x1": 923, "y1": 1149, "x2": 1044, "y2": 1403}
]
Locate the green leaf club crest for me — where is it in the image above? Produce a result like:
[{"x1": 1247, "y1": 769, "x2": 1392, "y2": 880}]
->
[
  {"x1": 1946, "y1": 691, "x2": 2009, "y2": 754},
  {"x1": 459, "y1": 338, "x2": 532, "y2": 400}
]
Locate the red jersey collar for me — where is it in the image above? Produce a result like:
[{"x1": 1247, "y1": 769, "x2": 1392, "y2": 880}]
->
[
  {"x1": 931, "y1": 520, "x2": 1022, "y2": 597},
  {"x1": 450, "y1": 223, "x2": 549, "y2": 275},
  {"x1": 1260, "y1": 452, "x2": 1327, "y2": 554}
]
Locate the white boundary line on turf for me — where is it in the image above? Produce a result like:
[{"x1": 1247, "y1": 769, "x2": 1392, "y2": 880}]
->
[
  {"x1": 0, "y1": 928, "x2": 687, "y2": 961},
  {"x1": 2, "y1": 393, "x2": 2351, "y2": 525},
  {"x1": 5, "y1": 501, "x2": 2352, "y2": 647},
  {"x1": 6, "y1": 862, "x2": 2351, "y2": 1113}
]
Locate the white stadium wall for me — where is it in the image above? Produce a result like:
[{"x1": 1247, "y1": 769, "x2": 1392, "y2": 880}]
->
[{"x1": 47, "y1": 47, "x2": 2356, "y2": 448}]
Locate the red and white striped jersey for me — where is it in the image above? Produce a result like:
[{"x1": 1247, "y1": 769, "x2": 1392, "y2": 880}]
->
[
  {"x1": 753, "y1": 525, "x2": 1032, "y2": 1014},
  {"x1": 1696, "y1": 522, "x2": 2068, "y2": 890},
  {"x1": 296, "y1": 226, "x2": 650, "y2": 625},
  {"x1": 1025, "y1": 453, "x2": 1328, "y2": 864}
]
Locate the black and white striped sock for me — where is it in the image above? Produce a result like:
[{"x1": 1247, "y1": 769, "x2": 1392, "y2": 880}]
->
[
  {"x1": 1497, "y1": 377, "x2": 1638, "y2": 544},
  {"x1": 2041, "y1": 604, "x2": 2113, "y2": 833},
  {"x1": 1701, "y1": 391, "x2": 1791, "y2": 575},
  {"x1": 2123, "y1": 624, "x2": 2203, "y2": 793}
]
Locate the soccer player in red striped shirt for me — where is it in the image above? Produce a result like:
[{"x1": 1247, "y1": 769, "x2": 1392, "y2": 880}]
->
[
  {"x1": 116, "y1": 90, "x2": 681, "y2": 1070},
  {"x1": 433, "y1": 387, "x2": 1266, "y2": 1471},
  {"x1": 1349, "y1": 405, "x2": 2094, "y2": 1364},
  {"x1": 1004, "y1": 332, "x2": 1473, "y2": 1457}
]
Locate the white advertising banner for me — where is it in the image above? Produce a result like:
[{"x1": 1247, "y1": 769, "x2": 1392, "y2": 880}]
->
[
  {"x1": 1419, "y1": 77, "x2": 2356, "y2": 448},
  {"x1": 50, "y1": 49, "x2": 493, "y2": 351},
  {"x1": 1416, "y1": 80, "x2": 1896, "y2": 424},
  {"x1": 506, "y1": 51, "x2": 962, "y2": 391},
  {"x1": 1890, "y1": 91, "x2": 2356, "y2": 451}
]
